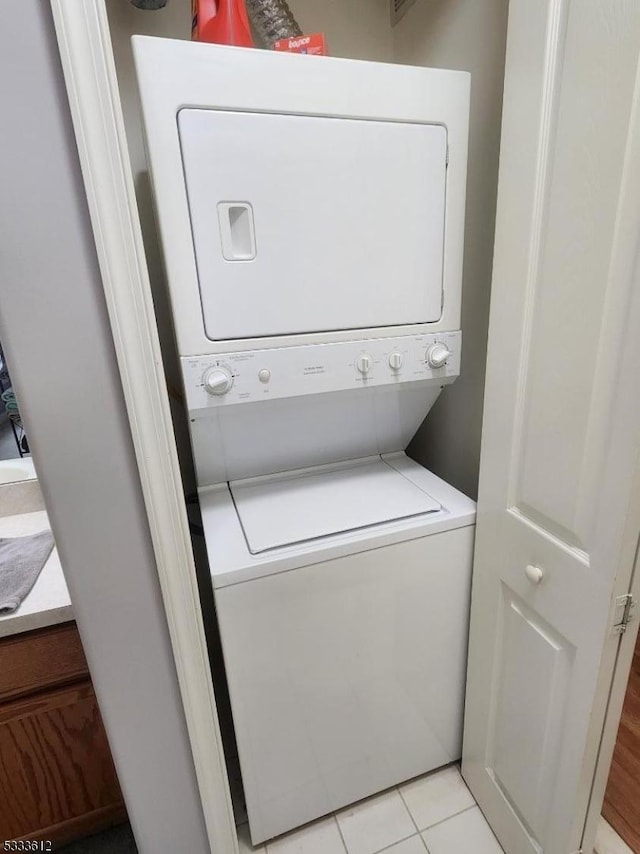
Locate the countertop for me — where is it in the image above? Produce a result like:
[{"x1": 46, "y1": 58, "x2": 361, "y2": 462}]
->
[{"x1": 0, "y1": 509, "x2": 72, "y2": 638}]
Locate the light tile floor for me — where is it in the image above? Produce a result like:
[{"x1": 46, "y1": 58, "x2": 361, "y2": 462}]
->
[
  {"x1": 595, "y1": 817, "x2": 633, "y2": 854},
  {"x1": 237, "y1": 764, "x2": 504, "y2": 854}
]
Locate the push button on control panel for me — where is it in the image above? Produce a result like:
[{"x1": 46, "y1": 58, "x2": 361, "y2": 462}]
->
[{"x1": 258, "y1": 369, "x2": 271, "y2": 383}]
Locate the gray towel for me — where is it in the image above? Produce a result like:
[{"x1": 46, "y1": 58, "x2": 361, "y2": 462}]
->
[{"x1": 0, "y1": 530, "x2": 55, "y2": 613}]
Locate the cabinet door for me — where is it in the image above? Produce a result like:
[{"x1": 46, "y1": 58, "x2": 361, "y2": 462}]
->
[
  {"x1": 462, "y1": 2, "x2": 640, "y2": 853},
  {"x1": 0, "y1": 682, "x2": 126, "y2": 844},
  {"x1": 0, "y1": 622, "x2": 88, "y2": 702}
]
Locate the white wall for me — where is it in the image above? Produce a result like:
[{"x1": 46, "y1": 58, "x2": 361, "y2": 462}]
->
[
  {"x1": 289, "y1": 0, "x2": 393, "y2": 61},
  {"x1": 395, "y1": 0, "x2": 509, "y2": 498},
  {"x1": 107, "y1": 0, "x2": 190, "y2": 181},
  {"x1": 0, "y1": 3, "x2": 210, "y2": 852}
]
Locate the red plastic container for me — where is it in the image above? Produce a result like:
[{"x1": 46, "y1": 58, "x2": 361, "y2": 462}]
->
[{"x1": 192, "y1": 0, "x2": 254, "y2": 48}]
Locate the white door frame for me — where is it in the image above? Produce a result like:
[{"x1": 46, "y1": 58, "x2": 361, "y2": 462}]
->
[
  {"x1": 49, "y1": 2, "x2": 238, "y2": 852},
  {"x1": 583, "y1": 524, "x2": 640, "y2": 851},
  {"x1": 48, "y1": 3, "x2": 640, "y2": 853}
]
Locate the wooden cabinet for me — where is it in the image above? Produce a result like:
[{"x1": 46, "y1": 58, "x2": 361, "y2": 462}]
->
[{"x1": 0, "y1": 623, "x2": 127, "y2": 846}]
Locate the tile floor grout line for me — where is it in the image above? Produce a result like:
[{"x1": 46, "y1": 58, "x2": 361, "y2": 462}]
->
[
  {"x1": 419, "y1": 802, "x2": 477, "y2": 834},
  {"x1": 397, "y1": 775, "x2": 478, "y2": 836},
  {"x1": 331, "y1": 812, "x2": 350, "y2": 854},
  {"x1": 369, "y1": 829, "x2": 424, "y2": 854},
  {"x1": 333, "y1": 789, "x2": 422, "y2": 854},
  {"x1": 371, "y1": 830, "x2": 431, "y2": 854},
  {"x1": 397, "y1": 785, "x2": 422, "y2": 836}
]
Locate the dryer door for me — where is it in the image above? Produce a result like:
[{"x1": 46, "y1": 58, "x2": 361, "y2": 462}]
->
[{"x1": 178, "y1": 110, "x2": 447, "y2": 341}]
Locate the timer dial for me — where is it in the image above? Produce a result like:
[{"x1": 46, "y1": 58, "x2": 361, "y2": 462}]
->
[
  {"x1": 203, "y1": 367, "x2": 234, "y2": 396},
  {"x1": 426, "y1": 343, "x2": 451, "y2": 369}
]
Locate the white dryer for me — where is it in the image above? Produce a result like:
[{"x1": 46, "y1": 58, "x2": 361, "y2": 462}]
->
[{"x1": 133, "y1": 37, "x2": 472, "y2": 845}]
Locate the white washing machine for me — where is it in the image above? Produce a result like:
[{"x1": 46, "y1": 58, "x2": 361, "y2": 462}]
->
[{"x1": 133, "y1": 37, "x2": 473, "y2": 845}]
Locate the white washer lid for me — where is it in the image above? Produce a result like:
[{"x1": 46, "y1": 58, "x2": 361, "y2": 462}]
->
[{"x1": 230, "y1": 457, "x2": 441, "y2": 554}]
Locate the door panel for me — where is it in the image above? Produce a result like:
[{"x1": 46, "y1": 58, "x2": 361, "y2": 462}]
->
[
  {"x1": 489, "y1": 588, "x2": 574, "y2": 845},
  {"x1": 515, "y1": 0, "x2": 638, "y2": 551},
  {"x1": 462, "y1": 1, "x2": 640, "y2": 852}
]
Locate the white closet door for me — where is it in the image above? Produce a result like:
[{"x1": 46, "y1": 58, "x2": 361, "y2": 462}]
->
[{"x1": 462, "y1": 2, "x2": 640, "y2": 853}]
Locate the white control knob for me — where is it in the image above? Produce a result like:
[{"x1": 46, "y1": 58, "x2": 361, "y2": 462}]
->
[
  {"x1": 203, "y1": 367, "x2": 233, "y2": 396},
  {"x1": 356, "y1": 354, "x2": 373, "y2": 375},
  {"x1": 426, "y1": 343, "x2": 451, "y2": 369},
  {"x1": 389, "y1": 353, "x2": 403, "y2": 371}
]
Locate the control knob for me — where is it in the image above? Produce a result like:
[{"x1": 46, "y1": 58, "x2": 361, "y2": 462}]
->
[
  {"x1": 203, "y1": 367, "x2": 233, "y2": 396},
  {"x1": 389, "y1": 353, "x2": 403, "y2": 371},
  {"x1": 356, "y1": 354, "x2": 373, "y2": 375},
  {"x1": 426, "y1": 343, "x2": 451, "y2": 369}
]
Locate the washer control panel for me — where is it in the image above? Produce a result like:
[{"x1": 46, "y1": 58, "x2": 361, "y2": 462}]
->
[{"x1": 182, "y1": 331, "x2": 461, "y2": 410}]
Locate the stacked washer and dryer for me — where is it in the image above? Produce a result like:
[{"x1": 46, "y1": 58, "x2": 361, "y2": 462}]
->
[{"x1": 134, "y1": 37, "x2": 474, "y2": 846}]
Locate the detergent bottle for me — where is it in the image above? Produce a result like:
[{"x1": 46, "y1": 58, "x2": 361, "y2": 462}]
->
[{"x1": 192, "y1": 0, "x2": 254, "y2": 48}]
